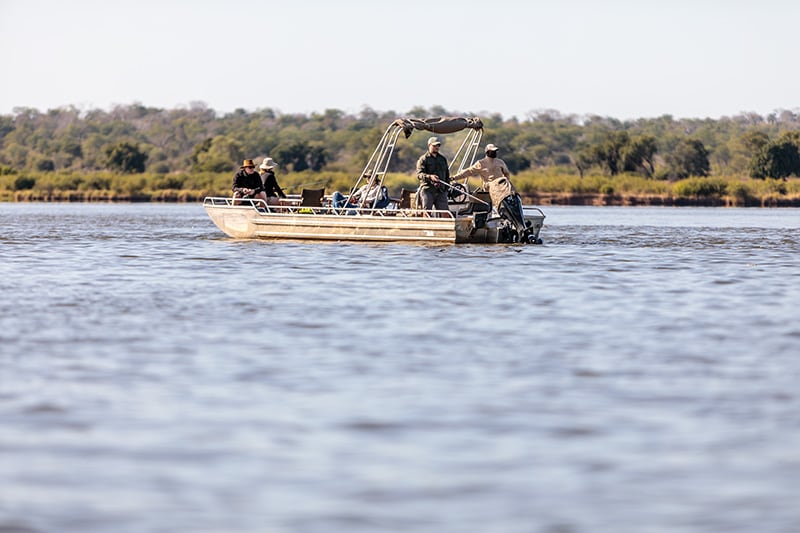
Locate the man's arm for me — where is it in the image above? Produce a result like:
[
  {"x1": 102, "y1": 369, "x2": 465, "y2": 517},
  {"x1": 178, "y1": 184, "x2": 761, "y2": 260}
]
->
[{"x1": 452, "y1": 161, "x2": 481, "y2": 181}]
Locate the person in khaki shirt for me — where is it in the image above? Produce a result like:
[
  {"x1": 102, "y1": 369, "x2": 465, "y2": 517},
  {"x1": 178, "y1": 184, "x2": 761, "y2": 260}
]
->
[{"x1": 452, "y1": 143, "x2": 516, "y2": 209}]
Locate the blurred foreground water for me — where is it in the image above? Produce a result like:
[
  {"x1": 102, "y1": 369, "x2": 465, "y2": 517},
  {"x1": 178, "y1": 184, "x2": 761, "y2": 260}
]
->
[{"x1": 1, "y1": 203, "x2": 799, "y2": 533}]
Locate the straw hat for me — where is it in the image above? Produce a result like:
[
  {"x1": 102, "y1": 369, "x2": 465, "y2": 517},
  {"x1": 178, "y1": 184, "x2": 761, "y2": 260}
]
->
[{"x1": 240, "y1": 159, "x2": 256, "y2": 168}]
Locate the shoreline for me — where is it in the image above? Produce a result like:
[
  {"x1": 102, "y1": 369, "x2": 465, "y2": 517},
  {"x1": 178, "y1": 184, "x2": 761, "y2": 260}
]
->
[
  {"x1": 3, "y1": 191, "x2": 800, "y2": 208},
  {"x1": 523, "y1": 192, "x2": 800, "y2": 208}
]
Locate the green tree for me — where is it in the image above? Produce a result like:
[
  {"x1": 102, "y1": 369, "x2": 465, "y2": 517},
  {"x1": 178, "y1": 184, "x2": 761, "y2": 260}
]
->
[
  {"x1": 3, "y1": 143, "x2": 29, "y2": 169},
  {"x1": 14, "y1": 175, "x2": 35, "y2": 190},
  {"x1": 666, "y1": 138, "x2": 710, "y2": 179},
  {"x1": 306, "y1": 142, "x2": 328, "y2": 172},
  {"x1": 740, "y1": 130, "x2": 770, "y2": 154},
  {"x1": 275, "y1": 141, "x2": 329, "y2": 172},
  {"x1": 104, "y1": 141, "x2": 148, "y2": 173},
  {"x1": 621, "y1": 135, "x2": 657, "y2": 177},
  {"x1": 0, "y1": 116, "x2": 14, "y2": 141},
  {"x1": 592, "y1": 131, "x2": 629, "y2": 175},
  {"x1": 276, "y1": 142, "x2": 310, "y2": 172},
  {"x1": 572, "y1": 146, "x2": 595, "y2": 178},
  {"x1": 502, "y1": 151, "x2": 531, "y2": 174},
  {"x1": 7, "y1": 103, "x2": 800, "y2": 178},
  {"x1": 191, "y1": 136, "x2": 243, "y2": 173},
  {"x1": 190, "y1": 138, "x2": 213, "y2": 167},
  {"x1": 749, "y1": 133, "x2": 800, "y2": 180},
  {"x1": 34, "y1": 158, "x2": 55, "y2": 171}
]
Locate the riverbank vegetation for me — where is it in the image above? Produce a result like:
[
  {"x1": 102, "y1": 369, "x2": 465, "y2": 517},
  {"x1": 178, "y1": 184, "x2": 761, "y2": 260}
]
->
[
  {"x1": 4, "y1": 169, "x2": 798, "y2": 207},
  {"x1": 2, "y1": 104, "x2": 800, "y2": 206}
]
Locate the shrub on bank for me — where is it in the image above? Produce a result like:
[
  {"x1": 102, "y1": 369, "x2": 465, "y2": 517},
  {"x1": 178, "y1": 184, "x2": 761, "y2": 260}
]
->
[
  {"x1": 672, "y1": 177, "x2": 728, "y2": 198},
  {"x1": 511, "y1": 171, "x2": 670, "y2": 196}
]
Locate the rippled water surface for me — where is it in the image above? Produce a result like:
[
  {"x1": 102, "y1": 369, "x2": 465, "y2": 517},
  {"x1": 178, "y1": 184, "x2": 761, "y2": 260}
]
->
[{"x1": 1, "y1": 203, "x2": 799, "y2": 533}]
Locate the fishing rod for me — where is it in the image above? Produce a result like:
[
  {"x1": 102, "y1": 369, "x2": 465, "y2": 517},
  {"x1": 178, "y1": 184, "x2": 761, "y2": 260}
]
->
[
  {"x1": 288, "y1": 179, "x2": 329, "y2": 194},
  {"x1": 434, "y1": 179, "x2": 491, "y2": 206}
]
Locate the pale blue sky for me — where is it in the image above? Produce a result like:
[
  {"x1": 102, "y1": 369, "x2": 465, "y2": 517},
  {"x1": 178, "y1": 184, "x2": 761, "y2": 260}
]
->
[{"x1": 1, "y1": 0, "x2": 797, "y2": 120}]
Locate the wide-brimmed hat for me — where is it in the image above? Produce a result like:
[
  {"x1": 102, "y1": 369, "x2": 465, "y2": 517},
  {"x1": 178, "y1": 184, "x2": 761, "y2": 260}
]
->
[
  {"x1": 259, "y1": 157, "x2": 278, "y2": 170},
  {"x1": 240, "y1": 159, "x2": 256, "y2": 168},
  {"x1": 427, "y1": 136, "x2": 442, "y2": 146},
  {"x1": 485, "y1": 143, "x2": 500, "y2": 151}
]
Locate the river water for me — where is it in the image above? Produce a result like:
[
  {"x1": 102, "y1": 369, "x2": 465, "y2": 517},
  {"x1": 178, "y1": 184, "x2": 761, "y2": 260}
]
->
[{"x1": 1, "y1": 203, "x2": 799, "y2": 533}]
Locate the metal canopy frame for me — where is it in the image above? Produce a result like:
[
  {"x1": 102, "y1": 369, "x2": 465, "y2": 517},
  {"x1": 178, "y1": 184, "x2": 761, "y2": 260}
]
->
[{"x1": 350, "y1": 116, "x2": 484, "y2": 208}]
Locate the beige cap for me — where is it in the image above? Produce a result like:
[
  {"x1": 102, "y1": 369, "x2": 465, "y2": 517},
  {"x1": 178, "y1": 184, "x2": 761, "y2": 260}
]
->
[
  {"x1": 485, "y1": 143, "x2": 500, "y2": 151},
  {"x1": 259, "y1": 157, "x2": 278, "y2": 170},
  {"x1": 427, "y1": 136, "x2": 442, "y2": 146}
]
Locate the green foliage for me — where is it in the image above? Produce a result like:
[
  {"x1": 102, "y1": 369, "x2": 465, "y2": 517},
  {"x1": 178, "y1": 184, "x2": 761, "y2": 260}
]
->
[
  {"x1": 178, "y1": 171, "x2": 229, "y2": 193},
  {"x1": 13, "y1": 175, "x2": 35, "y2": 190},
  {"x1": 745, "y1": 176, "x2": 792, "y2": 196},
  {"x1": 83, "y1": 175, "x2": 111, "y2": 190},
  {"x1": 34, "y1": 158, "x2": 55, "y2": 172},
  {"x1": 666, "y1": 138, "x2": 710, "y2": 179},
  {"x1": 672, "y1": 177, "x2": 727, "y2": 197},
  {"x1": 191, "y1": 136, "x2": 243, "y2": 173},
  {"x1": 4, "y1": 104, "x2": 800, "y2": 205},
  {"x1": 0, "y1": 102, "x2": 794, "y2": 179},
  {"x1": 60, "y1": 139, "x2": 83, "y2": 158},
  {"x1": 572, "y1": 148, "x2": 594, "y2": 178},
  {"x1": 580, "y1": 130, "x2": 658, "y2": 178},
  {"x1": 109, "y1": 174, "x2": 146, "y2": 194},
  {"x1": 274, "y1": 141, "x2": 328, "y2": 172},
  {"x1": 507, "y1": 170, "x2": 670, "y2": 196},
  {"x1": 591, "y1": 131, "x2": 629, "y2": 175},
  {"x1": 2, "y1": 167, "x2": 798, "y2": 205},
  {"x1": 0, "y1": 115, "x2": 14, "y2": 140},
  {"x1": 740, "y1": 130, "x2": 770, "y2": 154},
  {"x1": 501, "y1": 151, "x2": 531, "y2": 173},
  {"x1": 749, "y1": 133, "x2": 800, "y2": 180},
  {"x1": 727, "y1": 182, "x2": 753, "y2": 205},
  {"x1": 47, "y1": 173, "x2": 84, "y2": 191},
  {"x1": 621, "y1": 135, "x2": 657, "y2": 177},
  {"x1": 104, "y1": 141, "x2": 148, "y2": 173},
  {"x1": 151, "y1": 175, "x2": 186, "y2": 190}
]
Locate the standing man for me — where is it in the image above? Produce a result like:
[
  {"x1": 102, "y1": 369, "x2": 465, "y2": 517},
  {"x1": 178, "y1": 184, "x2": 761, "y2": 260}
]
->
[
  {"x1": 452, "y1": 143, "x2": 514, "y2": 209},
  {"x1": 416, "y1": 136, "x2": 451, "y2": 216}
]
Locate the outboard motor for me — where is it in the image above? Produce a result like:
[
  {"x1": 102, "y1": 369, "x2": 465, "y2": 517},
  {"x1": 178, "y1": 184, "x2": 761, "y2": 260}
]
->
[{"x1": 498, "y1": 192, "x2": 535, "y2": 243}]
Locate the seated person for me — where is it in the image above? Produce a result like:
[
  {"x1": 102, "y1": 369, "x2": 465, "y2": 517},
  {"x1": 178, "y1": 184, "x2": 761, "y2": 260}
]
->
[
  {"x1": 258, "y1": 157, "x2": 287, "y2": 205},
  {"x1": 232, "y1": 159, "x2": 269, "y2": 207},
  {"x1": 331, "y1": 172, "x2": 390, "y2": 211}
]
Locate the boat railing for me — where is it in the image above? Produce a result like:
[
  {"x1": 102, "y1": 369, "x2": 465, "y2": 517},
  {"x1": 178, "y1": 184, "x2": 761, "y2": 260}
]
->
[
  {"x1": 202, "y1": 196, "x2": 454, "y2": 218},
  {"x1": 522, "y1": 206, "x2": 547, "y2": 219}
]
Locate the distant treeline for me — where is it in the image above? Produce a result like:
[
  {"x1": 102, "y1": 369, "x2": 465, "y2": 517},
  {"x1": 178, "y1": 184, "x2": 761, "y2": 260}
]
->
[{"x1": 2, "y1": 103, "x2": 800, "y2": 204}]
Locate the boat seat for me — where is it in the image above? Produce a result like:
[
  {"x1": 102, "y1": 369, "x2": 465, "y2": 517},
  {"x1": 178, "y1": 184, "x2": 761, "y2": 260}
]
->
[
  {"x1": 300, "y1": 188, "x2": 325, "y2": 207},
  {"x1": 399, "y1": 188, "x2": 415, "y2": 209}
]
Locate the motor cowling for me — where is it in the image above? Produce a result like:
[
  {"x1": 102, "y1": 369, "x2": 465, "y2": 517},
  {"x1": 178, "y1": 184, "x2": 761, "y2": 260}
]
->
[{"x1": 497, "y1": 193, "x2": 526, "y2": 237}]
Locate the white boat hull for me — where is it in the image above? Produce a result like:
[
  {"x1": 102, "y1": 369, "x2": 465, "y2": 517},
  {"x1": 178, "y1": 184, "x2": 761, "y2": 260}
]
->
[{"x1": 203, "y1": 198, "x2": 544, "y2": 244}]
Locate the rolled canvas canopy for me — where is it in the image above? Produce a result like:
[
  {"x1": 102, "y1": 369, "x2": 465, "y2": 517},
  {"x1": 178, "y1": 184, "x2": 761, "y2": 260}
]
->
[{"x1": 393, "y1": 117, "x2": 484, "y2": 138}]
